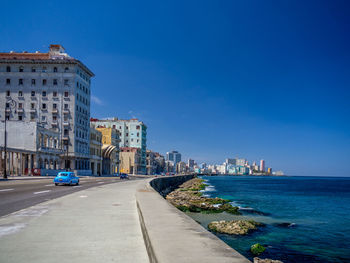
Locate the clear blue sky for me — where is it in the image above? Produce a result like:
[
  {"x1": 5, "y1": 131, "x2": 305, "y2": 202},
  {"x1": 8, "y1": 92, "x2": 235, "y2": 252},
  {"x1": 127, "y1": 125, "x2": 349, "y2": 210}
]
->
[{"x1": 1, "y1": 0, "x2": 349, "y2": 176}]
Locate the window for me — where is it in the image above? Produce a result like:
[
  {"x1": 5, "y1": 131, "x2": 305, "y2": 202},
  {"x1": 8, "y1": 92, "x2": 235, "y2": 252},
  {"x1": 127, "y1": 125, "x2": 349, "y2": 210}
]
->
[
  {"x1": 64, "y1": 79, "x2": 69, "y2": 85},
  {"x1": 18, "y1": 79, "x2": 23, "y2": 85},
  {"x1": 64, "y1": 129, "x2": 68, "y2": 136},
  {"x1": 42, "y1": 103, "x2": 47, "y2": 109},
  {"x1": 53, "y1": 115, "x2": 57, "y2": 121},
  {"x1": 19, "y1": 67, "x2": 24, "y2": 72},
  {"x1": 30, "y1": 113, "x2": 35, "y2": 121},
  {"x1": 64, "y1": 115, "x2": 68, "y2": 121},
  {"x1": 42, "y1": 115, "x2": 46, "y2": 122},
  {"x1": 6, "y1": 79, "x2": 10, "y2": 85},
  {"x1": 31, "y1": 67, "x2": 36, "y2": 72},
  {"x1": 137, "y1": 132, "x2": 139, "y2": 137},
  {"x1": 31, "y1": 79, "x2": 36, "y2": 85},
  {"x1": 53, "y1": 91, "x2": 57, "y2": 97},
  {"x1": 18, "y1": 103, "x2": 23, "y2": 109},
  {"x1": 31, "y1": 103, "x2": 35, "y2": 109},
  {"x1": 64, "y1": 67, "x2": 69, "y2": 72},
  {"x1": 42, "y1": 67, "x2": 47, "y2": 72},
  {"x1": 6, "y1": 66, "x2": 11, "y2": 72},
  {"x1": 6, "y1": 90, "x2": 10, "y2": 96},
  {"x1": 53, "y1": 103, "x2": 57, "y2": 109},
  {"x1": 53, "y1": 79, "x2": 57, "y2": 85},
  {"x1": 18, "y1": 91, "x2": 23, "y2": 97},
  {"x1": 42, "y1": 79, "x2": 47, "y2": 85},
  {"x1": 42, "y1": 91, "x2": 47, "y2": 97},
  {"x1": 64, "y1": 104, "x2": 68, "y2": 109},
  {"x1": 126, "y1": 133, "x2": 129, "y2": 136},
  {"x1": 113, "y1": 125, "x2": 116, "y2": 129},
  {"x1": 18, "y1": 115, "x2": 23, "y2": 121},
  {"x1": 136, "y1": 125, "x2": 140, "y2": 129},
  {"x1": 31, "y1": 91, "x2": 35, "y2": 96},
  {"x1": 53, "y1": 67, "x2": 57, "y2": 72},
  {"x1": 64, "y1": 91, "x2": 69, "y2": 97}
]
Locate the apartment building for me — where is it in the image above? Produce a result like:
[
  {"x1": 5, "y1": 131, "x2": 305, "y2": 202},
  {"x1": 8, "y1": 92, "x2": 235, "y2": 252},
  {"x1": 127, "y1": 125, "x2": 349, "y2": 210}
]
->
[
  {"x1": 91, "y1": 118, "x2": 147, "y2": 174},
  {"x1": 0, "y1": 45, "x2": 94, "y2": 174},
  {"x1": 89, "y1": 125, "x2": 102, "y2": 176}
]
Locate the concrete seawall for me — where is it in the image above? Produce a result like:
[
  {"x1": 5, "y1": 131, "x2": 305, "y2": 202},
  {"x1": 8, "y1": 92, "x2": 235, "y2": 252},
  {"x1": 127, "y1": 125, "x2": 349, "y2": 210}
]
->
[
  {"x1": 136, "y1": 175, "x2": 251, "y2": 263},
  {"x1": 149, "y1": 174, "x2": 196, "y2": 197}
]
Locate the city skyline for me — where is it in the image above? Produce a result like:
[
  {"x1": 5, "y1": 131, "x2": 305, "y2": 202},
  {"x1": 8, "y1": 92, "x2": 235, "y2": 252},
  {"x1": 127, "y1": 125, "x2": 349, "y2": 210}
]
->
[{"x1": 1, "y1": 0, "x2": 350, "y2": 176}]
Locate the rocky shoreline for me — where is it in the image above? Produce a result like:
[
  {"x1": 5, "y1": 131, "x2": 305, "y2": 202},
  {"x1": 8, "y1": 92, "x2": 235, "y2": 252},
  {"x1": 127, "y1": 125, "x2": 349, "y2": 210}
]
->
[
  {"x1": 166, "y1": 178, "x2": 241, "y2": 214},
  {"x1": 208, "y1": 220, "x2": 264, "y2": 235},
  {"x1": 165, "y1": 177, "x2": 284, "y2": 263}
]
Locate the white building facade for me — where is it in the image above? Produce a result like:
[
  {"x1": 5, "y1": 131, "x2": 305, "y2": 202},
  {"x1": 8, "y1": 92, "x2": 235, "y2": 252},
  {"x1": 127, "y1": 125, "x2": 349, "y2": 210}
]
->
[
  {"x1": 0, "y1": 121, "x2": 63, "y2": 176},
  {"x1": 0, "y1": 45, "x2": 94, "y2": 174}
]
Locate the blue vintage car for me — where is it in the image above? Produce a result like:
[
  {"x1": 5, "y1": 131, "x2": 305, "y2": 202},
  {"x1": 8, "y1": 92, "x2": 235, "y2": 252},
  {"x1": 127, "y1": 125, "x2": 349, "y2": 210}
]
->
[
  {"x1": 54, "y1": 172, "x2": 79, "y2": 186},
  {"x1": 120, "y1": 173, "x2": 129, "y2": 179}
]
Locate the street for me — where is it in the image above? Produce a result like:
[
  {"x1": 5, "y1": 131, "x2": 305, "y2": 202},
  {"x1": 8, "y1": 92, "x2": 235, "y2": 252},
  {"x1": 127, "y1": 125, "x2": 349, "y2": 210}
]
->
[{"x1": 0, "y1": 176, "x2": 143, "y2": 217}]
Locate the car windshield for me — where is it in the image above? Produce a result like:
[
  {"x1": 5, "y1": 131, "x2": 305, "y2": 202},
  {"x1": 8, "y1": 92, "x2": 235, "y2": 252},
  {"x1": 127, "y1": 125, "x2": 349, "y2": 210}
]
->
[{"x1": 58, "y1": 173, "x2": 69, "y2": 177}]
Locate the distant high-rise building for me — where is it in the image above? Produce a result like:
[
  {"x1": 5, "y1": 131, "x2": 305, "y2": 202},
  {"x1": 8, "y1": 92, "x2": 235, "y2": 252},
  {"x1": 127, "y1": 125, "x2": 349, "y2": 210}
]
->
[
  {"x1": 260, "y1": 159, "x2": 265, "y2": 172},
  {"x1": 236, "y1": 158, "x2": 246, "y2": 166},
  {"x1": 187, "y1": 158, "x2": 195, "y2": 169},
  {"x1": 225, "y1": 158, "x2": 236, "y2": 165},
  {"x1": 166, "y1": 150, "x2": 181, "y2": 164}
]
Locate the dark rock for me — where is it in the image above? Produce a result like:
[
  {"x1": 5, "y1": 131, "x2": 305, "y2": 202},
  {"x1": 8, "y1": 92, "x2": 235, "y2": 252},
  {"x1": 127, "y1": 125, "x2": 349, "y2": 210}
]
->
[{"x1": 251, "y1": 243, "x2": 266, "y2": 255}]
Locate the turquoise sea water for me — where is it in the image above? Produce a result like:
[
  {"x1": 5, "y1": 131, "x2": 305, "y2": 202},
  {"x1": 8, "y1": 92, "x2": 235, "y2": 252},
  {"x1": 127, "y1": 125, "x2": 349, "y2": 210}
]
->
[{"x1": 188, "y1": 176, "x2": 350, "y2": 263}]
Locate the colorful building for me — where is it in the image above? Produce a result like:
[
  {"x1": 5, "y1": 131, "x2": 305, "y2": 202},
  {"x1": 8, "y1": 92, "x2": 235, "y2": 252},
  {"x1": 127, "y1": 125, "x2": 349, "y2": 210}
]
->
[
  {"x1": 91, "y1": 118, "x2": 147, "y2": 174},
  {"x1": 95, "y1": 127, "x2": 120, "y2": 175}
]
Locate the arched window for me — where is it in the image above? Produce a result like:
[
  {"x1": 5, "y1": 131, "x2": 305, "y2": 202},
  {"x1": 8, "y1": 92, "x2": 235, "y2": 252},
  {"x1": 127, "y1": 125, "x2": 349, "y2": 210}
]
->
[
  {"x1": 64, "y1": 67, "x2": 69, "y2": 72},
  {"x1": 53, "y1": 67, "x2": 57, "y2": 72},
  {"x1": 6, "y1": 66, "x2": 11, "y2": 72}
]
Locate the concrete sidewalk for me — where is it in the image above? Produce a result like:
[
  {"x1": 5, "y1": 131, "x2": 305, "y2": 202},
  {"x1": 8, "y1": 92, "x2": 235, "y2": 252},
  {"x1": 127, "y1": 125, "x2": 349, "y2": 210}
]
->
[{"x1": 0, "y1": 179, "x2": 149, "y2": 263}]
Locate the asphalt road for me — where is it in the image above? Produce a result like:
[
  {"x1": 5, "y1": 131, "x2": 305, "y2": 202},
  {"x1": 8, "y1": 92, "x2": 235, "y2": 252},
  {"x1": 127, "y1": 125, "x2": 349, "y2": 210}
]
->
[{"x1": 0, "y1": 176, "x2": 144, "y2": 217}]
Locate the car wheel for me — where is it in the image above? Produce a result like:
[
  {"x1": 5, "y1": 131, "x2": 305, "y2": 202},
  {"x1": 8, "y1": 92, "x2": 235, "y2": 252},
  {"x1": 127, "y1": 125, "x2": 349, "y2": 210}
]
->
[
  {"x1": 69, "y1": 181, "x2": 73, "y2": 186},
  {"x1": 55, "y1": 183, "x2": 58, "y2": 186},
  {"x1": 76, "y1": 181, "x2": 79, "y2": 185}
]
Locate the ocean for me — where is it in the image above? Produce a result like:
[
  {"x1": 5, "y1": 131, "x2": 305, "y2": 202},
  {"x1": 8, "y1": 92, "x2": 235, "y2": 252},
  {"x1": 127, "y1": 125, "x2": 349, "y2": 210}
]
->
[{"x1": 187, "y1": 176, "x2": 350, "y2": 263}]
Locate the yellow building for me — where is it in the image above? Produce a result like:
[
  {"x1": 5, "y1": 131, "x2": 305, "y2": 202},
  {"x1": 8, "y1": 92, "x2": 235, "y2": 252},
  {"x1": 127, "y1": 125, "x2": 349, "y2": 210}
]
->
[
  {"x1": 119, "y1": 147, "x2": 141, "y2": 174},
  {"x1": 95, "y1": 127, "x2": 120, "y2": 175}
]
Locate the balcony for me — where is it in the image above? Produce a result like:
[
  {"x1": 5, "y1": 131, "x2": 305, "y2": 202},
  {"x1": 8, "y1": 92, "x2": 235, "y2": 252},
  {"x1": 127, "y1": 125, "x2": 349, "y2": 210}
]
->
[
  {"x1": 5, "y1": 108, "x2": 11, "y2": 113},
  {"x1": 63, "y1": 108, "x2": 70, "y2": 114},
  {"x1": 17, "y1": 108, "x2": 24, "y2": 113},
  {"x1": 52, "y1": 121, "x2": 58, "y2": 126},
  {"x1": 30, "y1": 108, "x2": 36, "y2": 113},
  {"x1": 38, "y1": 146, "x2": 63, "y2": 155},
  {"x1": 52, "y1": 108, "x2": 58, "y2": 114},
  {"x1": 63, "y1": 121, "x2": 70, "y2": 127}
]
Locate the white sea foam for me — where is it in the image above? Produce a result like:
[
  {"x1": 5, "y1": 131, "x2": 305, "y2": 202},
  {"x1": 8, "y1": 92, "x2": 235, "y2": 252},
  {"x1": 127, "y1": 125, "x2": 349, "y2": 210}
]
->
[
  {"x1": 238, "y1": 206, "x2": 254, "y2": 210},
  {"x1": 204, "y1": 184, "x2": 216, "y2": 192}
]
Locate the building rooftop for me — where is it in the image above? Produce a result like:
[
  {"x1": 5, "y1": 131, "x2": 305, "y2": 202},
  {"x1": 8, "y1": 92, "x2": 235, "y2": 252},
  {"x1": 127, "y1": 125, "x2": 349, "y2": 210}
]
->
[{"x1": 0, "y1": 44, "x2": 94, "y2": 76}]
